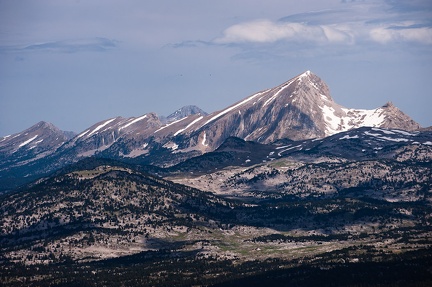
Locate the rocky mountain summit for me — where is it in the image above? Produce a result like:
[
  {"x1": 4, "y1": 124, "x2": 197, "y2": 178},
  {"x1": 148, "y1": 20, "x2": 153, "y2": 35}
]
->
[{"x1": 171, "y1": 71, "x2": 419, "y2": 150}]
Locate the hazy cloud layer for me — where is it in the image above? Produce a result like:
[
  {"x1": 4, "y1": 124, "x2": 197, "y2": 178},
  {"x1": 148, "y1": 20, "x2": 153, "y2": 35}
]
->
[
  {"x1": 213, "y1": 2, "x2": 432, "y2": 46},
  {"x1": 214, "y1": 20, "x2": 354, "y2": 45}
]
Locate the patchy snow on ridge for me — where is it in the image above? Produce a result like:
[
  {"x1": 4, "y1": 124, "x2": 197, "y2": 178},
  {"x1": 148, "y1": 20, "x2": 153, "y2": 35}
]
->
[
  {"x1": 350, "y1": 108, "x2": 385, "y2": 127},
  {"x1": 18, "y1": 135, "x2": 38, "y2": 147},
  {"x1": 154, "y1": 116, "x2": 188, "y2": 134},
  {"x1": 372, "y1": 128, "x2": 395, "y2": 135},
  {"x1": 339, "y1": 135, "x2": 359, "y2": 140},
  {"x1": 320, "y1": 105, "x2": 386, "y2": 136},
  {"x1": 392, "y1": 129, "x2": 418, "y2": 136},
  {"x1": 201, "y1": 90, "x2": 268, "y2": 128},
  {"x1": 77, "y1": 129, "x2": 90, "y2": 139},
  {"x1": 119, "y1": 115, "x2": 147, "y2": 130},
  {"x1": 298, "y1": 70, "x2": 311, "y2": 80},
  {"x1": 174, "y1": 116, "x2": 203, "y2": 136},
  {"x1": 364, "y1": 130, "x2": 410, "y2": 142},
  {"x1": 163, "y1": 141, "x2": 179, "y2": 151},
  {"x1": 87, "y1": 118, "x2": 116, "y2": 137},
  {"x1": 278, "y1": 144, "x2": 302, "y2": 156},
  {"x1": 380, "y1": 137, "x2": 409, "y2": 142},
  {"x1": 1, "y1": 135, "x2": 11, "y2": 142},
  {"x1": 263, "y1": 80, "x2": 295, "y2": 107}
]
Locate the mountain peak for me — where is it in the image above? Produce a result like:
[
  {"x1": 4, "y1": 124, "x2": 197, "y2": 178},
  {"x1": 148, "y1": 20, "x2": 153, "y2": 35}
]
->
[
  {"x1": 165, "y1": 105, "x2": 208, "y2": 123},
  {"x1": 379, "y1": 102, "x2": 421, "y2": 130},
  {"x1": 0, "y1": 120, "x2": 71, "y2": 158},
  {"x1": 298, "y1": 70, "x2": 312, "y2": 78}
]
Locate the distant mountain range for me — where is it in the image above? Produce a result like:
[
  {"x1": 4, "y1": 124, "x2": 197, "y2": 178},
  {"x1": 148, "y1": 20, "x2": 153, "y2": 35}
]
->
[{"x1": 0, "y1": 71, "x2": 424, "y2": 191}]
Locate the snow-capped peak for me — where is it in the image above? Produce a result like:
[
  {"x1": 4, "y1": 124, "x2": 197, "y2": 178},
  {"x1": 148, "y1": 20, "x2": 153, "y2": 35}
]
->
[{"x1": 299, "y1": 70, "x2": 312, "y2": 78}]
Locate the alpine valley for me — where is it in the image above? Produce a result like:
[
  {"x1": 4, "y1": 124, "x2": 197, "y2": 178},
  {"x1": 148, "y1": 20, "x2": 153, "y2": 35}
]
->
[{"x1": 1, "y1": 71, "x2": 431, "y2": 286}]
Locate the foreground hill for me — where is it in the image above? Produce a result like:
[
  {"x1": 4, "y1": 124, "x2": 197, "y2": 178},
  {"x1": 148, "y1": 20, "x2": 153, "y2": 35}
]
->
[{"x1": 1, "y1": 155, "x2": 431, "y2": 286}]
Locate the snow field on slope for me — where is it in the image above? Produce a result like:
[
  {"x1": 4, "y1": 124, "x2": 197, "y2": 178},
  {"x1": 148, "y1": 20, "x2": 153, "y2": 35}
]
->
[{"x1": 321, "y1": 105, "x2": 386, "y2": 136}]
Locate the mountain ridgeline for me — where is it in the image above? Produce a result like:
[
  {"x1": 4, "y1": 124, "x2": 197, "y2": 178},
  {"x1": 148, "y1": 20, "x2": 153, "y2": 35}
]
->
[{"x1": 0, "y1": 71, "x2": 422, "y2": 191}]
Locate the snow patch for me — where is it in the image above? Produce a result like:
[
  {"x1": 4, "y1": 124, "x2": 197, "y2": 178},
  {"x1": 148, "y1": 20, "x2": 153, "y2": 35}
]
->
[
  {"x1": 173, "y1": 116, "x2": 203, "y2": 136},
  {"x1": 163, "y1": 142, "x2": 179, "y2": 151},
  {"x1": 298, "y1": 70, "x2": 311, "y2": 81},
  {"x1": 320, "y1": 105, "x2": 339, "y2": 133},
  {"x1": 321, "y1": 106, "x2": 386, "y2": 136},
  {"x1": 365, "y1": 131, "x2": 409, "y2": 142},
  {"x1": 87, "y1": 118, "x2": 116, "y2": 137},
  {"x1": 201, "y1": 90, "x2": 268, "y2": 128},
  {"x1": 18, "y1": 135, "x2": 38, "y2": 147},
  {"x1": 372, "y1": 128, "x2": 395, "y2": 135},
  {"x1": 276, "y1": 145, "x2": 291, "y2": 150},
  {"x1": 339, "y1": 135, "x2": 359, "y2": 140},
  {"x1": 278, "y1": 144, "x2": 302, "y2": 156},
  {"x1": 154, "y1": 116, "x2": 188, "y2": 133},
  {"x1": 423, "y1": 141, "x2": 432, "y2": 145},
  {"x1": 202, "y1": 131, "x2": 208, "y2": 146},
  {"x1": 263, "y1": 80, "x2": 294, "y2": 107},
  {"x1": 119, "y1": 115, "x2": 147, "y2": 130},
  {"x1": 1, "y1": 135, "x2": 11, "y2": 142},
  {"x1": 379, "y1": 136, "x2": 409, "y2": 142},
  {"x1": 364, "y1": 131, "x2": 382, "y2": 137},
  {"x1": 77, "y1": 129, "x2": 90, "y2": 139},
  {"x1": 392, "y1": 129, "x2": 418, "y2": 136}
]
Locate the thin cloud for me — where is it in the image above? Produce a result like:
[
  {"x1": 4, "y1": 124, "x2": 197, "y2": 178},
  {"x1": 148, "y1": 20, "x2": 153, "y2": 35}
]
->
[
  {"x1": 213, "y1": 20, "x2": 354, "y2": 45},
  {"x1": 1, "y1": 37, "x2": 118, "y2": 54},
  {"x1": 370, "y1": 24, "x2": 432, "y2": 45},
  {"x1": 209, "y1": 0, "x2": 432, "y2": 47}
]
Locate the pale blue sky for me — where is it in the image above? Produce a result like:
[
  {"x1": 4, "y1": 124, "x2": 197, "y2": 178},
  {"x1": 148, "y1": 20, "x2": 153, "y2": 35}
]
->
[{"x1": 1, "y1": 0, "x2": 431, "y2": 136}]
